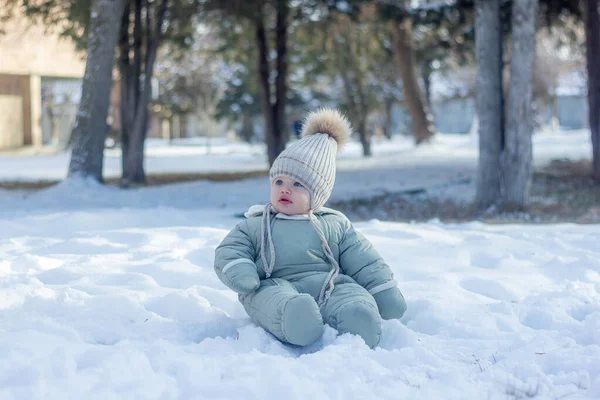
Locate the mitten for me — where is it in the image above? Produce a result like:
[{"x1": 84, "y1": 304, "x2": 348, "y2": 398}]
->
[
  {"x1": 219, "y1": 260, "x2": 260, "y2": 294},
  {"x1": 372, "y1": 286, "x2": 407, "y2": 320}
]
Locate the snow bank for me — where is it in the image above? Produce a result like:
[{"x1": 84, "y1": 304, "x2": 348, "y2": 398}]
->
[{"x1": 1, "y1": 208, "x2": 599, "y2": 399}]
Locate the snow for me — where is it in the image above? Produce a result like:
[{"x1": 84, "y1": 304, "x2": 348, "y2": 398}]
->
[
  {"x1": 0, "y1": 130, "x2": 592, "y2": 208},
  {"x1": 0, "y1": 130, "x2": 599, "y2": 399}
]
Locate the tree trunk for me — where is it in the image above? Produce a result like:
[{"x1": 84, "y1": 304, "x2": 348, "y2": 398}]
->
[
  {"x1": 254, "y1": 2, "x2": 287, "y2": 166},
  {"x1": 422, "y1": 59, "x2": 432, "y2": 110},
  {"x1": 121, "y1": 0, "x2": 167, "y2": 185},
  {"x1": 119, "y1": 0, "x2": 143, "y2": 175},
  {"x1": 273, "y1": 0, "x2": 289, "y2": 154},
  {"x1": 586, "y1": 0, "x2": 600, "y2": 182},
  {"x1": 255, "y1": 15, "x2": 276, "y2": 165},
  {"x1": 338, "y1": 57, "x2": 371, "y2": 156},
  {"x1": 383, "y1": 97, "x2": 393, "y2": 140},
  {"x1": 337, "y1": 53, "x2": 359, "y2": 144},
  {"x1": 357, "y1": 118, "x2": 371, "y2": 157},
  {"x1": 474, "y1": 0, "x2": 504, "y2": 209},
  {"x1": 118, "y1": 2, "x2": 132, "y2": 176},
  {"x1": 501, "y1": 0, "x2": 538, "y2": 208},
  {"x1": 355, "y1": 72, "x2": 371, "y2": 157},
  {"x1": 391, "y1": 10, "x2": 434, "y2": 144},
  {"x1": 133, "y1": 0, "x2": 142, "y2": 108},
  {"x1": 240, "y1": 114, "x2": 255, "y2": 142},
  {"x1": 342, "y1": 71, "x2": 372, "y2": 156},
  {"x1": 68, "y1": 0, "x2": 126, "y2": 182},
  {"x1": 334, "y1": 15, "x2": 372, "y2": 157}
]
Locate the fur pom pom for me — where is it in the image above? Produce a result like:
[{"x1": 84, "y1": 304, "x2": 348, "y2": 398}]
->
[{"x1": 300, "y1": 108, "x2": 352, "y2": 149}]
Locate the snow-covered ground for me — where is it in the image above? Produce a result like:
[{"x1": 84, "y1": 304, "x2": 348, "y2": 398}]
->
[
  {"x1": 0, "y1": 130, "x2": 591, "y2": 183},
  {"x1": 1, "y1": 130, "x2": 599, "y2": 399},
  {"x1": 1, "y1": 206, "x2": 599, "y2": 399},
  {"x1": 0, "y1": 130, "x2": 592, "y2": 210}
]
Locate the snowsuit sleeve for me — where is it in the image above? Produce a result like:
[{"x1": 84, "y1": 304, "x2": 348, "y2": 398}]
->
[
  {"x1": 214, "y1": 220, "x2": 261, "y2": 294},
  {"x1": 338, "y1": 219, "x2": 407, "y2": 320}
]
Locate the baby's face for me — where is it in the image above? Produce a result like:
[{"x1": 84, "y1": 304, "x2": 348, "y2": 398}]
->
[{"x1": 270, "y1": 176, "x2": 310, "y2": 215}]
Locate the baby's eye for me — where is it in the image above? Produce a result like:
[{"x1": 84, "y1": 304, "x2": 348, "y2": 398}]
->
[
  {"x1": 294, "y1": 182, "x2": 303, "y2": 188},
  {"x1": 275, "y1": 179, "x2": 283, "y2": 186}
]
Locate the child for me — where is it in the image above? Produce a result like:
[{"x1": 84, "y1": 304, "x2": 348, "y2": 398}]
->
[{"x1": 214, "y1": 108, "x2": 407, "y2": 348}]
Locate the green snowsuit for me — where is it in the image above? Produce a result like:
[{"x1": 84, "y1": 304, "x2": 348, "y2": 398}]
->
[{"x1": 214, "y1": 205, "x2": 407, "y2": 348}]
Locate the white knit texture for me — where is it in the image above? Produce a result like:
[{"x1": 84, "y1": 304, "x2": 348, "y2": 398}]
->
[
  {"x1": 270, "y1": 133, "x2": 337, "y2": 211},
  {"x1": 269, "y1": 108, "x2": 351, "y2": 211}
]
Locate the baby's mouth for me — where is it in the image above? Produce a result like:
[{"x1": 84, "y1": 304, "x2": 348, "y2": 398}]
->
[{"x1": 279, "y1": 197, "x2": 293, "y2": 204}]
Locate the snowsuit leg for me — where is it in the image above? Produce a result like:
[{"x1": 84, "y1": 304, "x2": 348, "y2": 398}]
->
[
  {"x1": 321, "y1": 282, "x2": 382, "y2": 348},
  {"x1": 240, "y1": 278, "x2": 324, "y2": 346}
]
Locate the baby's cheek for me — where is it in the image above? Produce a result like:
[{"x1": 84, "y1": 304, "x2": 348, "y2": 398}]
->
[
  {"x1": 300, "y1": 192, "x2": 311, "y2": 209},
  {"x1": 269, "y1": 188, "x2": 278, "y2": 201}
]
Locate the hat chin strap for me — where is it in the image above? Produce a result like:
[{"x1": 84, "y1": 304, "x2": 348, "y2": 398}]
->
[
  {"x1": 260, "y1": 203, "x2": 276, "y2": 278},
  {"x1": 308, "y1": 209, "x2": 340, "y2": 307}
]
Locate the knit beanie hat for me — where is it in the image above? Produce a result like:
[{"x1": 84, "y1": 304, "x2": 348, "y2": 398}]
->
[{"x1": 269, "y1": 108, "x2": 352, "y2": 211}]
